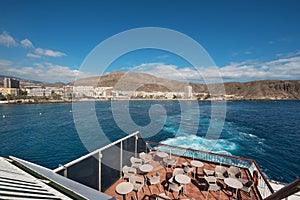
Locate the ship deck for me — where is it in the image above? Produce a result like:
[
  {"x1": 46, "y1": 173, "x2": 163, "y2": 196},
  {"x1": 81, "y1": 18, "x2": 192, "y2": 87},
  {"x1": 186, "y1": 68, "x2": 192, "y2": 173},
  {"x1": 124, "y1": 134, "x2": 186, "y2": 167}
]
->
[{"x1": 104, "y1": 151, "x2": 262, "y2": 200}]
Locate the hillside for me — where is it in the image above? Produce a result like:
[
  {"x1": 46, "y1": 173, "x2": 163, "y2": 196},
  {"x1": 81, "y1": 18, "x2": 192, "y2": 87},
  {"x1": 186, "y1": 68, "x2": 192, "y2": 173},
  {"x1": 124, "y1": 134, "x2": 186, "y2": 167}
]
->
[
  {"x1": 224, "y1": 80, "x2": 300, "y2": 100},
  {"x1": 72, "y1": 71, "x2": 188, "y2": 91},
  {"x1": 1, "y1": 72, "x2": 300, "y2": 100},
  {"x1": 0, "y1": 75, "x2": 44, "y2": 87},
  {"x1": 73, "y1": 71, "x2": 300, "y2": 100}
]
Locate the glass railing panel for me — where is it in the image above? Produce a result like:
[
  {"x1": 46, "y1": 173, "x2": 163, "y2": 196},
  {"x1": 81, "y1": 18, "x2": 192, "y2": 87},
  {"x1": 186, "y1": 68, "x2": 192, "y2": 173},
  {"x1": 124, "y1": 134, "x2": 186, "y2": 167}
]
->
[
  {"x1": 101, "y1": 143, "x2": 121, "y2": 191},
  {"x1": 66, "y1": 153, "x2": 99, "y2": 190}
]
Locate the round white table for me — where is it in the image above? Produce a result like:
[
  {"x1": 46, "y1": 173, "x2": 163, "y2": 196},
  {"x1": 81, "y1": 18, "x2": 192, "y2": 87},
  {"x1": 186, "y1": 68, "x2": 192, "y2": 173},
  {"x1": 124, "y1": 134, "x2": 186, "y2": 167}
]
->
[
  {"x1": 139, "y1": 164, "x2": 153, "y2": 173},
  {"x1": 175, "y1": 174, "x2": 191, "y2": 195},
  {"x1": 116, "y1": 182, "x2": 134, "y2": 200},
  {"x1": 224, "y1": 178, "x2": 243, "y2": 199},
  {"x1": 139, "y1": 164, "x2": 153, "y2": 187},
  {"x1": 190, "y1": 160, "x2": 204, "y2": 178},
  {"x1": 156, "y1": 151, "x2": 168, "y2": 159}
]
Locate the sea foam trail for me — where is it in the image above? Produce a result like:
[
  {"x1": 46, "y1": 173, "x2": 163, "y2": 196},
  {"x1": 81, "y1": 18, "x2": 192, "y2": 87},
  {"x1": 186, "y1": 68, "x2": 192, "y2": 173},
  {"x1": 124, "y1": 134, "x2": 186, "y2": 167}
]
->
[{"x1": 160, "y1": 135, "x2": 235, "y2": 155}]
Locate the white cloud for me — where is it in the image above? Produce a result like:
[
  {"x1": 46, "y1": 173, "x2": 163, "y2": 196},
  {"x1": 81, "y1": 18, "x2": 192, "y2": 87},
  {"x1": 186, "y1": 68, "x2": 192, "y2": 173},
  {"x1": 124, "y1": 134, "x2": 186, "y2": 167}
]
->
[
  {"x1": 0, "y1": 31, "x2": 18, "y2": 47},
  {"x1": 0, "y1": 59, "x2": 13, "y2": 67},
  {"x1": 0, "y1": 61, "x2": 91, "y2": 83},
  {"x1": 35, "y1": 48, "x2": 67, "y2": 57},
  {"x1": 133, "y1": 54, "x2": 300, "y2": 83},
  {"x1": 156, "y1": 54, "x2": 169, "y2": 59},
  {"x1": 27, "y1": 53, "x2": 41, "y2": 58},
  {"x1": 21, "y1": 39, "x2": 34, "y2": 48}
]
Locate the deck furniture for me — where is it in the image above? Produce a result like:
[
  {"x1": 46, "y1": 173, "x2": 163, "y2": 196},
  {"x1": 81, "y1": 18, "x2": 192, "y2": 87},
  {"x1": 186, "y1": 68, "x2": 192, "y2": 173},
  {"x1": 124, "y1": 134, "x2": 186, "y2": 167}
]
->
[
  {"x1": 175, "y1": 174, "x2": 191, "y2": 196},
  {"x1": 139, "y1": 152, "x2": 152, "y2": 164},
  {"x1": 190, "y1": 160, "x2": 203, "y2": 178},
  {"x1": 224, "y1": 177, "x2": 243, "y2": 199},
  {"x1": 129, "y1": 175, "x2": 144, "y2": 200},
  {"x1": 182, "y1": 162, "x2": 193, "y2": 175},
  {"x1": 215, "y1": 165, "x2": 228, "y2": 180},
  {"x1": 130, "y1": 157, "x2": 143, "y2": 169},
  {"x1": 173, "y1": 168, "x2": 185, "y2": 177},
  {"x1": 228, "y1": 166, "x2": 242, "y2": 178},
  {"x1": 168, "y1": 168, "x2": 184, "y2": 192},
  {"x1": 147, "y1": 172, "x2": 161, "y2": 194},
  {"x1": 156, "y1": 193, "x2": 171, "y2": 200},
  {"x1": 156, "y1": 151, "x2": 168, "y2": 159},
  {"x1": 139, "y1": 164, "x2": 153, "y2": 174},
  {"x1": 139, "y1": 164, "x2": 154, "y2": 187},
  {"x1": 122, "y1": 165, "x2": 137, "y2": 180},
  {"x1": 165, "y1": 157, "x2": 178, "y2": 168},
  {"x1": 239, "y1": 179, "x2": 254, "y2": 196},
  {"x1": 204, "y1": 176, "x2": 220, "y2": 200},
  {"x1": 116, "y1": 182, "x2": 134, "y2": 200},
  {"x1": 204, "y1": 168, "x2": 215, "y2": 177},
  {"x1": 168, "y1": 181, "x2": 183, "y2": 199}
]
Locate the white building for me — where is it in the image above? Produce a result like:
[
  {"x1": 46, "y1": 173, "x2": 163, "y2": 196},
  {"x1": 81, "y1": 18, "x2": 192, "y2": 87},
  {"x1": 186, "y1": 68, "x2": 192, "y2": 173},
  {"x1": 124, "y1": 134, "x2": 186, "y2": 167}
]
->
[
  {"x1": 184, "y1": 86, "x2": 193, "y2": 99},
  {"x1": 26, "y1": 88, "x2": 52, "y2": 97},
  {"x1": 94, "y1": 87, "x2": 113, "y2": 98},
  {"x1": 72, "y1": 86, "x2": 95, "y2": 98}
]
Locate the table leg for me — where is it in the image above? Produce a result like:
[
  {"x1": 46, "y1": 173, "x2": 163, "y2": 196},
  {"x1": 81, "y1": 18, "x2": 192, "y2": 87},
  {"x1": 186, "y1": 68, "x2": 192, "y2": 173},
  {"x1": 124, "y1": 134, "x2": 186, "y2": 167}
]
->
[
  {"x1": 235, "y1": 188, "x2": 238, "y2": 200},
  {"x1": 144, "y1": 175, "x2": 147, "y2": 188}
]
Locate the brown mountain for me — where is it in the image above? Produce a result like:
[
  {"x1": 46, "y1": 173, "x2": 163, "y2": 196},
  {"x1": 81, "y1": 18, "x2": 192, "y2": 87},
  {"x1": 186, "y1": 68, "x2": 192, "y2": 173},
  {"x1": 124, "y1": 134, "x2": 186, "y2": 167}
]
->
[
  {"x1": 72, "y1": 71, "x2": 300, "y2": 100},
  {"x1": 2, "y1": 72, "x2": 299, "y2": 100},
  {"x1": 72, "y1": 71, "x2": 189, "y2": 91},
  {"x1": 223, "y1": 80, "x2": 300, "y2": 100}
]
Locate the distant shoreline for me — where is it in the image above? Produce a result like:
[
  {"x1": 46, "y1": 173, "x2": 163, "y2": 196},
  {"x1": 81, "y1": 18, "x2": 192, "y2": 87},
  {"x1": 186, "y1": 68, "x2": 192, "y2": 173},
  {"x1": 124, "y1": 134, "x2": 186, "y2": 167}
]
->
[{"x1": 0, "y1": 98, "x2": 299, "y2": 105}]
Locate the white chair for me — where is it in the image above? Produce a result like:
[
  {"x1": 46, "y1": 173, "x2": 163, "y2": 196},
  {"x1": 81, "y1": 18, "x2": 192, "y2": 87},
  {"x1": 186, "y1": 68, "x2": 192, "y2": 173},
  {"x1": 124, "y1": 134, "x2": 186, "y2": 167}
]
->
[
  {"x1": 204, "y1": 168, "x2": 215, "y2": 177},
  {"x1": 204, "y1": 176, "x2": 220, "y2": 200},
  {"x1": 147, "y1": 172, "x2": 161, "y2": 194},
  {"x1": 139, "y1": 152, "x2": 152, "y2": 163},
  {"x1": 168, "y1": 181, "x2": 183, "y2": 199},
  {"x1": 228, "y1": 166, "x2": 242, "y2": 178},
  {"x1": 156, "y1": 193, "x2": 171, "y2": 200},
  {"x1": 130, "y1": 157, "x2": 143, "y2": 169},
  {"x1": 173, "y1": 168, "x2": 185, "y2": 177},
  {"x1": 129, "y1": 175, "x2": 144, "y2": 200},
  {"x1": 215, "y1": 165, "x2": 228, "y2": 180},
  {"x1": 122, "y1": 165, "x2": 136, "y2": 180},
  {"x1": 165, "y1": 158, "x2": 178, "y2": 169},
  {"x1": 240, "y1": 179, "x2": 254, "y2": 196},
  {"x1": 182, "y1": 162, "x2": 193, "y2": 175}
]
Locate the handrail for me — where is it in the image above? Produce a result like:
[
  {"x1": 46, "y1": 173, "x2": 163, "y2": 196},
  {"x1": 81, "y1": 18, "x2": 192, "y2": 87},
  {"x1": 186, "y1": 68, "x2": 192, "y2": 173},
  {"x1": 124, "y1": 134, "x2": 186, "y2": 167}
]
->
[
  {"x1": 146, "y1": 141, "x2": 253, "y2": 162},
  {"x1": 264, "y1": 178, "x2": 300, "y2": 200},
  {"x1": 146, "y1": 140, "x2": 274, "y2": 194},
  {"x1": 54, "y1": 131, "x2": 140, "y2": 172},
  {"x1": 252, "y1": 160, "x2": 274, "y2": 194}
]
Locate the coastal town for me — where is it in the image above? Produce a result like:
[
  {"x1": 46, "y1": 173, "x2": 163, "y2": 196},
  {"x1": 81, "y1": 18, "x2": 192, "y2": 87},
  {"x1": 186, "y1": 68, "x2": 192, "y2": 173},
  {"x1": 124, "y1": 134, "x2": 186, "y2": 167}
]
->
[
  {"x1": 1, "y1": 75, "x2": 299, "y2": 104},
  {"x1": 0, "y1": 77, "x2": 210, "y2": 103}
]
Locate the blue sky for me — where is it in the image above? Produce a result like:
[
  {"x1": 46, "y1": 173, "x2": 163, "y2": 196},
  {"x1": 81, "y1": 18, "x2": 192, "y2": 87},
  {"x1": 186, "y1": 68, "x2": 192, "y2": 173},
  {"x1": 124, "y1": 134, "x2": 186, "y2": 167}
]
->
[{"x1": 0, "y1": 0, "x2": 300, "y2": 83}]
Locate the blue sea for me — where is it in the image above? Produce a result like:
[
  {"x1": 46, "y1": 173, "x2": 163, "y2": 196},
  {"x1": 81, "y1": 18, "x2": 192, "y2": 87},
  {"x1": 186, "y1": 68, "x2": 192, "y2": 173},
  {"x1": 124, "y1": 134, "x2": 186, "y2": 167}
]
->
[{"x1": 0, "y1": 101, "x2": 299, "y2": 183}]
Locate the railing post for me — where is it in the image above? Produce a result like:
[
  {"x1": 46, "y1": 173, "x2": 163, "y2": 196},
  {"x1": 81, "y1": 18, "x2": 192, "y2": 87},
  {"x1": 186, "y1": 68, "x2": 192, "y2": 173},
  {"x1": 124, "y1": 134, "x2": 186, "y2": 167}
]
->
[
  {"x1": 135, "y1": 134, "x2": 138, "y2": 158},
  {"x1": 63, "y1": 166, "x2": 67, "y2": 177},
  {"x1": 98, "y1": 151, "x2": 102, "y2": 191},
  {"x1": 58, "y1": 164, "x2": 67, "y2": 177},
  {"x1": 120, "y1": 141, "x2": 123, "y2": 178}
]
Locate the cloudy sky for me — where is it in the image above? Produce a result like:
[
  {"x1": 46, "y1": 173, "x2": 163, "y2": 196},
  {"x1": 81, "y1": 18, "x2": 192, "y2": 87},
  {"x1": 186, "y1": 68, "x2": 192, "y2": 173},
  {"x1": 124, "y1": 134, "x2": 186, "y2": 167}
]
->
[{"x1": 0, "y1": 0, "x2": 300, "y2": 83}]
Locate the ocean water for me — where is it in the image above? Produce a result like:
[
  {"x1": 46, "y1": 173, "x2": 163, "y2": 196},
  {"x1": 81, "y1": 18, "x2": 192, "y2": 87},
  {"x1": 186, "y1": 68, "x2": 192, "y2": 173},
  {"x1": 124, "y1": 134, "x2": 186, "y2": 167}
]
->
[{"x1": 0, "y1": 101, "x2": 299, "y2": 183}]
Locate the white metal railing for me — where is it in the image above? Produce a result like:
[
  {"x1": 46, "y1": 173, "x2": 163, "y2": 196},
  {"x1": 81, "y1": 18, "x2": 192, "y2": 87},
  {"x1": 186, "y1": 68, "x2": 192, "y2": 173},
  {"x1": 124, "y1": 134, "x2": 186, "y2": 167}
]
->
[
  {"x1": 53, "y1": 131, "x2": 140, "y2": 172},
  {"x1": 53, "y1": 131, "x2": 141, "y2": 192}
]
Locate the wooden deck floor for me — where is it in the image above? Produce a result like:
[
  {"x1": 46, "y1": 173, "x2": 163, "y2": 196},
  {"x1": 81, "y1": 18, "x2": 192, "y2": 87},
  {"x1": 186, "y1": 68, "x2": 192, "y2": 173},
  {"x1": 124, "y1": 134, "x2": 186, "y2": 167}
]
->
[{"x1": 105, "y1": 153, "x2": 261, "y2": 200}]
